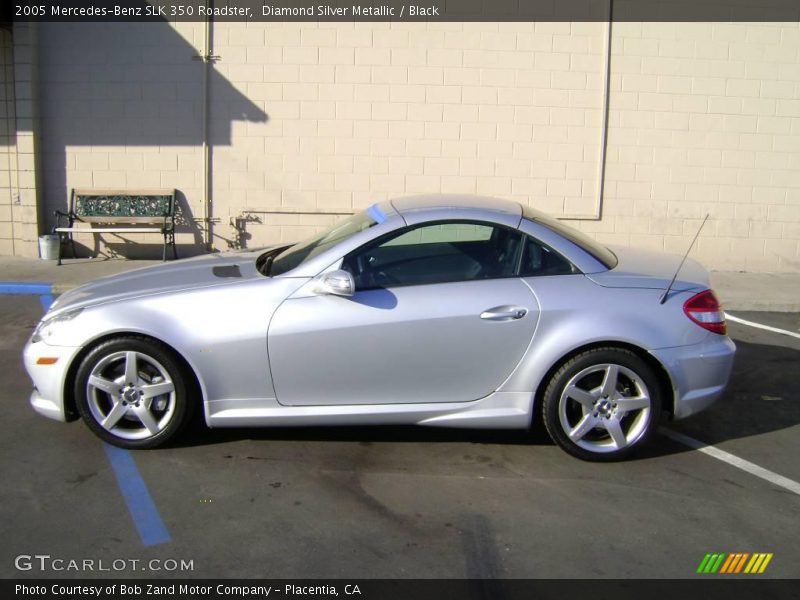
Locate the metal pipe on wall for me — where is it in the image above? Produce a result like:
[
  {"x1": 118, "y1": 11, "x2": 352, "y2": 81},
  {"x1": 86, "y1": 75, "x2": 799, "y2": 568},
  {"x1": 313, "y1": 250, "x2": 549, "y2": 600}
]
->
[
  {"x1": 563, "y1": 0, "x2": 613, "y2": 222},
  {"x1": 594, "y1": 0, "x2": 614, "y2": 221},
  {"x1": 201, "y1": 9, "x2": 213, "y2": 251}
]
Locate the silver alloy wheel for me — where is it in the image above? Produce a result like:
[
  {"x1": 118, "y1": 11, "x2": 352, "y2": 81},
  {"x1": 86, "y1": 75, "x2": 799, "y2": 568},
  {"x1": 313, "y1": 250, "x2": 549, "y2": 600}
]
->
[
  {"x1": 86, "y1": 350, "x2": 177, "y2": 441},
  {"x1": 557, "y1": 362, "x2": 651, "y2": 454}
]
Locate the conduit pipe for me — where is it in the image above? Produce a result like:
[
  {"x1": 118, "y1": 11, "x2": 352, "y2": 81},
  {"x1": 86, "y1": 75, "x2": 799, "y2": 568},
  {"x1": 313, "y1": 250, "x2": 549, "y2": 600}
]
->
[{"x1": 564, "y1": 0, "x2": 613, "y2": 221}]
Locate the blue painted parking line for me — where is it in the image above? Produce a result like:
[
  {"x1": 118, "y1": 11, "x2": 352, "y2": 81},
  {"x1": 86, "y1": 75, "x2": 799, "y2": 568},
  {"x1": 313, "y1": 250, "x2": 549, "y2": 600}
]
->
[
  {"x1": 39, "y1": 294, "x2": 54, "y2": 312},
  {"x1": 103, "y1": 444, "x2": 172, "y2": 546},
  {"x1": 0, "y1": 282, "x2": 54, "y2": 312},
  {"x1": 0, "y1": 282, "x2": 54, "y2": 295},
  {"x1": 6, "y1": 285, "x2": 172, "y2": 547}
]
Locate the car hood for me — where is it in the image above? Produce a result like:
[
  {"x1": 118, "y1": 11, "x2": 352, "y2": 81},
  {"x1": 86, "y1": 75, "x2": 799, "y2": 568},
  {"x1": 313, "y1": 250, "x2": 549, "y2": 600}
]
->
[
  {"x1": 47, "y1": 249, "x2": 278, "y2": 316},
  {"x1": 587, "y1": 245, "x2": 709, "y2": 291}
]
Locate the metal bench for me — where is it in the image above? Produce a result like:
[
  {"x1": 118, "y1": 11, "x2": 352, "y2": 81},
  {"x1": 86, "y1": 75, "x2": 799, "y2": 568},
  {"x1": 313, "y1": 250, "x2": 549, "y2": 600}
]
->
[{"x1": 54, "y1": 189, "x2": 177, "y2": 265}]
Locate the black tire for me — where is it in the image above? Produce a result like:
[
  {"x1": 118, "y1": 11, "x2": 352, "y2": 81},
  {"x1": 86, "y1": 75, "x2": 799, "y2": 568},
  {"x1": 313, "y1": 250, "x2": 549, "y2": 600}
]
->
[
  {"x1": 542, "y1": 348, "x2": 662, "y2": 461},
  {"x1": 74, "y1": 336, "x2": 193, "y2": 449}
]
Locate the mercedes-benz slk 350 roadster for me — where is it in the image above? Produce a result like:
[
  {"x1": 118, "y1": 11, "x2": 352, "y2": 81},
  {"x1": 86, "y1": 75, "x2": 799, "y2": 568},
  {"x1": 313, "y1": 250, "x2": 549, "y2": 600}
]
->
[{"x1": 24, "y1": 195, "x2": 735, "y2": 460}]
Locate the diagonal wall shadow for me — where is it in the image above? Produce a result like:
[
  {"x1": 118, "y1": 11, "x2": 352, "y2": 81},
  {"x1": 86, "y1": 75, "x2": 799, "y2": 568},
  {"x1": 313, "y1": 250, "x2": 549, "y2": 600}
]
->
[{"x1": 36, "y1": 16, "x2": 267, "y2": 259}]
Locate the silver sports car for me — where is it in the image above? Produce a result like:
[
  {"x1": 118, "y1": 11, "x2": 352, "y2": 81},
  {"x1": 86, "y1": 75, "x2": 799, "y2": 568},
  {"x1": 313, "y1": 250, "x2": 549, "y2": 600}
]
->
[{"x1": 24, "y1": 195, "x2": 735, "y2": 460}]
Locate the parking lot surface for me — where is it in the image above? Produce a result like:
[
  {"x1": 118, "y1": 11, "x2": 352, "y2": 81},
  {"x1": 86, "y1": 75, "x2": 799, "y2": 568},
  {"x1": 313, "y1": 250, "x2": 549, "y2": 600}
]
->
[{"x1": 1, "y1": 295, "x2": 798, "y2": 579}]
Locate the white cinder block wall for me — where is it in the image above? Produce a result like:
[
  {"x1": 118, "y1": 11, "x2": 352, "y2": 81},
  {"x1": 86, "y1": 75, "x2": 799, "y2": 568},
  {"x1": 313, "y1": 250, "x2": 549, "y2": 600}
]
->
[
  {"x1": 29, "y1": 20, "x2": 800, "y2": 271},
  {"x1": 2, "y1": 24, "x2": 40, "y2": 258},
  {"x1": 604, "y1": 21, "x2": 800, "y2": 272},
  {"x1": 0, "y1": 29, "x2": 14, "y2": 256}
]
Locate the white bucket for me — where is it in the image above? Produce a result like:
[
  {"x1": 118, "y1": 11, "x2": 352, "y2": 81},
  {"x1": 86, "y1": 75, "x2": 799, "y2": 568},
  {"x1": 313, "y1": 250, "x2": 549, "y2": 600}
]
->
[{"x1": 39, "y1": 234, "x2": 60, "y2": 260}]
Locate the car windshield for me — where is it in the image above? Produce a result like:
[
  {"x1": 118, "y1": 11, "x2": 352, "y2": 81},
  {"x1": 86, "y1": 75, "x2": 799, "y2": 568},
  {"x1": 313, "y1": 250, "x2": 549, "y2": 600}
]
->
[
  {"x1": 264, "y1": 210, "x2": 378, "y2": 276},
  {"x1": 521, "y1": 206, "x2": 618, "y2": 269}
]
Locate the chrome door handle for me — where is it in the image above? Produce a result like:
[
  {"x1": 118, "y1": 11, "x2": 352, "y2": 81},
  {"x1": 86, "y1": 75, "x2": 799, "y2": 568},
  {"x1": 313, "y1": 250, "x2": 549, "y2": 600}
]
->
[{"x1": 480, "y1": 305, "x2": 528, "y2": 321}]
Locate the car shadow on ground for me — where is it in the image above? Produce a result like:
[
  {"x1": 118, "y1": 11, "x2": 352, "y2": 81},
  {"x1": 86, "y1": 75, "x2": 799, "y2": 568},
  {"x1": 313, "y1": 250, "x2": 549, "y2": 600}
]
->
[
  {"x1": 661, "y1": 338, "x2": 800, "y2": 445},
  {"x1": 612, "y1": 336, "x2": 800, "y2": 462},
  {"x1": 175, "y1": 419, "x2": 553, "y2": 449},
  {"x1": 170, "y1": 337, "x2": 799, "y2": 463}
]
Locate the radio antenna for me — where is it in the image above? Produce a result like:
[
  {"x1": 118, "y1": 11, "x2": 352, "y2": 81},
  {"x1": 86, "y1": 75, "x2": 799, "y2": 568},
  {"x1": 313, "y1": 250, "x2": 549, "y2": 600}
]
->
[{"x1": 659, "y1": 213, "x2": 709, "y2": 305}]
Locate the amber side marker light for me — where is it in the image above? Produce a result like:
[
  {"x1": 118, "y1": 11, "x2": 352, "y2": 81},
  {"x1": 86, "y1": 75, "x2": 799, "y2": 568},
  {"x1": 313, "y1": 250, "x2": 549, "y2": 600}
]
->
[{"x1": 36, "y1": 357, "x2": 59, "y2": 365}]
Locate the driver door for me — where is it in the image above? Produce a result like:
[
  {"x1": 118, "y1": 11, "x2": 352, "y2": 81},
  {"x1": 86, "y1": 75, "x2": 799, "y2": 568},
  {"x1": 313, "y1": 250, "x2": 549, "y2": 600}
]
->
[{"x1": 267, "y1": 221, "x2": 540, "y2": 406}]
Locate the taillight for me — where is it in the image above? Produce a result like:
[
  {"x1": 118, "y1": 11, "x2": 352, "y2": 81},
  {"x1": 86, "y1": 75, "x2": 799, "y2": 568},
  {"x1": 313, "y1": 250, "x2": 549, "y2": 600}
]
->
[{"x1": 683, "y1": 290, "x2": 726, "y2": 335}]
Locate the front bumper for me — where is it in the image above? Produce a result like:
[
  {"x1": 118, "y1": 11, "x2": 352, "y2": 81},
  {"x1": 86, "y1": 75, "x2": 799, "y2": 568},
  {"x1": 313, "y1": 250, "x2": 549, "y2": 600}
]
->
[
  {"x1": 651, "y1": 334, "x2": 736, "y2": 420},
  {"x1": 23, "y1": 339, "x2": 83, "y2": 422}
]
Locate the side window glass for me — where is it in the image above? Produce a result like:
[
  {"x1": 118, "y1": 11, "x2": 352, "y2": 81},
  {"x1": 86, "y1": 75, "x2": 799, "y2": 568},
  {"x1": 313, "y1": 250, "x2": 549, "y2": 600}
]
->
[
  {"x1": 519, "y1": 235, "x2": 575, "y2": 277},
  {"x1": 343, "y1": 222, "x2": 523, "y2": 289},
  {"x1": 382, "y1": 223, "x2": 493, "y2": 246}
]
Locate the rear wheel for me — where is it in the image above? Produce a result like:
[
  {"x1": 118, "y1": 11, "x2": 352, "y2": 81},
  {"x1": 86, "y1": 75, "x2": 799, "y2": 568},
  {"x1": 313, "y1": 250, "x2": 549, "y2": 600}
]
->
[
  {"x1": 75, "y1": 337, "x2": 192, "y2": 449},
  {"x1": 542, "y1": 348, "x2": 661, "y2": 461}
]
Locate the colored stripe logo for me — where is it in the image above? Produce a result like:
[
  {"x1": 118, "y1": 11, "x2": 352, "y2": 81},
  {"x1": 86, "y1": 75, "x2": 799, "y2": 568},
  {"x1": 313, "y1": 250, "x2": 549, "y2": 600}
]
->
[{"x1": 697, "y1": 552, "x2": 773, "y2": 574}]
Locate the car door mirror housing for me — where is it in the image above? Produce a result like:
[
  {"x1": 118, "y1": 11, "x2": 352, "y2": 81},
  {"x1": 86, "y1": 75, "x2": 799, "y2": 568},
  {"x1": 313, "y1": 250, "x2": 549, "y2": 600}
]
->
[{"x1": 316, "y1": 270, "x2": 355, "y2": 297}]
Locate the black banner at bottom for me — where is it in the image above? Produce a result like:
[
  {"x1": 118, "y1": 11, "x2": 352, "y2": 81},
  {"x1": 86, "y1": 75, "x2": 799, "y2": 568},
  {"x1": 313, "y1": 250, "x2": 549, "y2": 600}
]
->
[{"x1": 4, "y1": 579, "x2": 799, "y2": 600}]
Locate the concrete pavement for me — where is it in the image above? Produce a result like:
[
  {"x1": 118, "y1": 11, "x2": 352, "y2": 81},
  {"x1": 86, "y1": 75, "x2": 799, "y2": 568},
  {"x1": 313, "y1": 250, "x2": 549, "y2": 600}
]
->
[
  {"x1": 709, "y1": 271, "x2": 800, "y2": 313},
  {"x1": 2, "y1": 293, "x2": 799, "y2": 578},
  {"x1": 0, "y1": 255, "x2": 798, "y2": 311}
]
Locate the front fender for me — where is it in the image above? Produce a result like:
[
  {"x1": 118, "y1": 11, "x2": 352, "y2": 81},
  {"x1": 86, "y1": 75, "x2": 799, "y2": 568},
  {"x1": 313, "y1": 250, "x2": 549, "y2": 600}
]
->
[{"x1": 50, "y1": 278, "x2": 307, "y2": 414}]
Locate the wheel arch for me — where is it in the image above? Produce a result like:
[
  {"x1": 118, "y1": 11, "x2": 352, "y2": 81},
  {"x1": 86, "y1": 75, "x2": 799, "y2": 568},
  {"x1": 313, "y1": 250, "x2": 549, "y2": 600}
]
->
[
  {"x1": 63, "y1": 331, "x2": 207, "y2": 423},
  {"x1": 532, "y1": 340, "x2": 676, "y2": 423}
]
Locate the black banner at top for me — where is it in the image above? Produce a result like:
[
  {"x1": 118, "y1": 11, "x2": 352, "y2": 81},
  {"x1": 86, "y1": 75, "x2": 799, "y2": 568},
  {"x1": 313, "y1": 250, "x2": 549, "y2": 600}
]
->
[{"x1": 8, "y1": 0, "x2": 800, "y2": 23}]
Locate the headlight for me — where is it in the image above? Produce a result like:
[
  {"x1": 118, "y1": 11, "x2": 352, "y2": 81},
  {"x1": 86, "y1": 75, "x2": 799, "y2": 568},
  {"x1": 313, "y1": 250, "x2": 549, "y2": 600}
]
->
[{"x1": 31, "y1": 308, "x2": 83, "y2": 343}]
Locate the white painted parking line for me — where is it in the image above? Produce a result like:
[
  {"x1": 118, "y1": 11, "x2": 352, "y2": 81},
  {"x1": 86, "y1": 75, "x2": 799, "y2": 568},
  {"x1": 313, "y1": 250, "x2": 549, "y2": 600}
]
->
[
  {"x1": 661, "y1": 428, "x2": 800, "y2": 497},
  {"x1": 725, "y1": 312, "x2": 800, "y2": 340}
]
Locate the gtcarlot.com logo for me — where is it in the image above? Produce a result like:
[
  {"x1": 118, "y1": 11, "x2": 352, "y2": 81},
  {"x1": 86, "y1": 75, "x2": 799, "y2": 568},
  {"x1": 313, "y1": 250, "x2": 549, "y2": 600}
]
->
[
  {"x1": 14, "y1": 554, "x2": 194, "y2": 572},
  {"x1": 697, "y1": 552, "x2": 773, "y2": 574}
]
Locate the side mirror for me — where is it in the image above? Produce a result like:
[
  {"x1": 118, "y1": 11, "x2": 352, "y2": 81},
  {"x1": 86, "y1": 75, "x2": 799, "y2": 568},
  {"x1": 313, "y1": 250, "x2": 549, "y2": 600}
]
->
[{"x1": 315, "y1": 269, "x2": 355, "y2": 297}]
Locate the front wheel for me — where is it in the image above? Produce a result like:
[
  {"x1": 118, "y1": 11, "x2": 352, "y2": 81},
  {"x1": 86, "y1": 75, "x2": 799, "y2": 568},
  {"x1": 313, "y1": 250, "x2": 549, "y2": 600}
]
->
[
  {"x1": 74, "y1": 337, "x2": 192, "y2": 449},
  {"x1": 542, "y1": 348, "x2": 662, "y2": 461}
]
